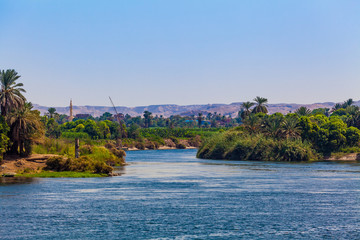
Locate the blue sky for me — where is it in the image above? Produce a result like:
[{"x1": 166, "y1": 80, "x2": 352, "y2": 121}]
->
[{"x1": 0, "y1": 0, "x2": 359, "y2": 107}]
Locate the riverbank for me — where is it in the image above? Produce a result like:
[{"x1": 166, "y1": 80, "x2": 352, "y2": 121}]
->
[
  {"x1": 0, "y1": 153, "x2": 117, "y2": 178},
  {"x1": 0, "y1": 154, "x2": 57, "y2": 176}
]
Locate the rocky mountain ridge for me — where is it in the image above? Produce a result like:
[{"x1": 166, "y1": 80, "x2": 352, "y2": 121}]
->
[{"x1": 33, "y1": 100, "x2": 360, "y2": 118}]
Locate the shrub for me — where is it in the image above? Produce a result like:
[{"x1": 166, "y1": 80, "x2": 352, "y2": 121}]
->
[
  {"x1": 188, "y1": 135, "x2": 201, "y2": 147},
  {"x1": 197, "y1": 131, "x2": 316, "y2": 162},
  {"x1": 145, "y1": 141, "x2": 157, "y2": 150},
  {"x1": 79, "y1": 145, "x2": 93, "y2": 155},
  {"x1": 93, "y1": 161, "x2": 113, "y2": 174},
  {"x1": 135, "y1": 142, "x2": 145, "y2": 150},
  {"x1": 104, "y1": 142, "x2": 116, "y2": 149},
  {"x1": 45, "y1": 156, "x2": 114, "y2": 174},
  {"x1": 176, "y1": 143, "x2": 186, "y2": 149}
]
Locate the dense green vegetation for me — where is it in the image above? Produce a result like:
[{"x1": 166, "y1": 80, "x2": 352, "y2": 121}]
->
[
  {"x1": 1, "y1": 69, "x2": 359, "y2": 168},
  {"x1": 0, "y1": 69, "x2": 125, "y2": 177},
  {"x1": 198, "y1": 97, "x2": 360, "y2": 161}
]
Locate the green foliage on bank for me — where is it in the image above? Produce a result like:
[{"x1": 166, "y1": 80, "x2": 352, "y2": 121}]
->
[
  {"x1": 17, "y1": 171, "x2": 107, "y2": 178},
  {"x1": 197, "y1": 131, "x2": 316, "y2": 162},
  {"x1": 198, "y1": 105, "x2": 360, "y2": 162},
  {"x1": 45, "y1": 156, "x2": 113, "y2": 174}
]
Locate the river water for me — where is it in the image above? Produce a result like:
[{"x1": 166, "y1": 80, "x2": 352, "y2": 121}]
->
[{"x1": 1, "y1": 149, "x2": 359, "y2": 239}]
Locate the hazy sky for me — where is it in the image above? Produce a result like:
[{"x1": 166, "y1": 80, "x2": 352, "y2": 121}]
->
[{"x1": 0, "y1": 0, "x2": 359, "y2": 107}]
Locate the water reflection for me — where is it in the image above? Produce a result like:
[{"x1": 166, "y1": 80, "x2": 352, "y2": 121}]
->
[{"x1": 0, "y1": 177, "x2": 35, "y2": 186}]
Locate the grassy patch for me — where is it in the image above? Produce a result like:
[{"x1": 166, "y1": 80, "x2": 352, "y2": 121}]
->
[{"x1": 17, "y1": 171, "x2": 107, "y2": 178}]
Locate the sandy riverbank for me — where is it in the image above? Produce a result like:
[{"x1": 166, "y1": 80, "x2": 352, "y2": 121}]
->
[{"x1": 0, "y1": 154, "x2": 58, "y2": 176}]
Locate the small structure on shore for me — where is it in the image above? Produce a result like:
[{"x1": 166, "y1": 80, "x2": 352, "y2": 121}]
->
[{"x1": 68, "y1": 99, "x2": 74, "y2": 122}]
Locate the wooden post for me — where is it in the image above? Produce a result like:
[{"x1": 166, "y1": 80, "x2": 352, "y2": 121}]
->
[{"x1": 75, "y1": 138, "x2": 80, "y2": 158}]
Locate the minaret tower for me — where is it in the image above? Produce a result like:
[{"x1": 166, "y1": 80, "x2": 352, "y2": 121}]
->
[{"x1": 69, "y1": 99, "x2": 74, "y2": 122}]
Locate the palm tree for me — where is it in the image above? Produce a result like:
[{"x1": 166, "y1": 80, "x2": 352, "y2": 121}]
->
[
  {"x1": 252, "y1": 96, "x2": 268, "y2": 114},
  {"x1": 0, "y1": 69, "x2": 26, "y2": 117},
  {"x1": 47, "y1": 107, "x2": 57, "y2": 119},
  {"x1": 345, "y1": 105, "x2": 360, "y2": 115},
  {"x1": 262, "y1": 116, "x2": 283, "y2": 138},
  {"x1": 243, "y1": 114, "x2": 260, "y2": 134},
  {"x1": 281, "y1": 117, "x2": 301, "y2": 140},
  {"x1": 241, "y1": 101, "x2": 255, "y2": 119},
  {"x1": 9, "y1": 102, "x2": 43, "y2": 156},
  {"x1": 197, "y1": 113, "x2": 203, "y2": 128},
  {"x1": 332, "y1": 99, "x2": 354, "y2": 113},
  {"x1": 331, "y1": 103, "x2": 342, "y2": 113},
  {"x1": 143, "y1": 111, "x2": 152, "y2": 128},
  {"x1": 343, "y1": 98, "x2": 354, "y2": 108},
  {"x1": 295, "y1": 106, "x2": 311, "y2": 117}
]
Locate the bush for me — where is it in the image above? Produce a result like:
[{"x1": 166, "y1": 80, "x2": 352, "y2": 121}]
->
[
  {"x1": 61, "y1": 132, "x2": 90, "y2": 139},
  {"x1": 197, "y1": 131, "x2": 316, "y2": 162},
  {"x1": 145, "y1": 141, "x2": 157, "y2": 150},
  {"x1": 176, "y1": 143, "x2": 186, "y2": 149},
  {"x1": 135, "y1": 142, "x2": 145, "y2": 150},
  {"x1": 79, "y1": 145, "x2": 93, "y2": 155},
  {"x1": 45, "y1": 156, "x2": 114, "y2": 174},
  {"x1": 188, "y1": 135, "x2": 201, "y2": 147}
]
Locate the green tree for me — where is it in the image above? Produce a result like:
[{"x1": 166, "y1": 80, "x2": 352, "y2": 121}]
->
[
  {"x1": 0, "y1": 116, "x2": 9, "y2": 160},
  {"x1": 0, "y1": 69, "x2": 26, "y2": 117},
  {"x1": 143, "y1": 111, "x2": 152, "y2": 128},
  {"x1": 197, "y1": 113, "x2": 203, "y2": 128},
  {"x1": 262, "y1": 116, "x2": 282, "y2": 138},
  {"x1": 98, "y1": 121, "x2": 111, "y2": 139},
  {"x1": 345, "y1": 127, "x2": 360, "y2": 146},
  {"x1": 240, "y1": 101, "x2": 255, "y2": 119},
  {"x1": 243, "y1": 114, "x2": 260, "y2": 134},
  {"x1": 47, "y1": 107, "x2": 57, "y2": 119},
  {"x1": 46, "y1": 118, "x2": 61, "y2": 138},
  {"x1": 281, "y1": 117, "x2": 301, "y2": 139},
  {"x1": 9, "y1": 103, "x2": 44, "y2": 156},
  {"x1": 84, "y1": 120, "x2": 101, "y2": 139},
  {"x1": 252, "y1": 96, "x2": 268, "y2": 114},
  {"x1": 295, "y1": 106, "x2": 311, "y2": 117}
]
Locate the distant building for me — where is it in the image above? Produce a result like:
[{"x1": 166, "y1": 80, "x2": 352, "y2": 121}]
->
[{"x1": 75, "y1": 114, "x2": 91, "y2": 119}]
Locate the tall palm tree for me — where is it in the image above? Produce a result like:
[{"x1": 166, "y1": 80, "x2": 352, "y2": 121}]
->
[
  {"x1": 47, "y1": 107, "x2": 57, "y2": 119},
  {"x1": 143, "y1": 111, "x2": 152, "y2": 128},
  {"x1": 332, "y1": 99, "x2": 354, "y2": 113},
  {"x1": 331, "y1": 103, "x2": 342, "y2": 113},
  {"x1": 281, "y1": 117, "x2": 301, "y2": 140},
  {"x1": 295, "y1": 106, "x2": 312, "y2": 117},
  {"x1": 0, "y1": 69, "x2": 26, "y2": 117},
  {"x1": 343, "y1": 98, "x2": 354, "y2": 108},
  {"x1": 252, "y1": 96, "x2": 268, "y2": 114},
  {"x1": 241, "y1": 101, "x2": 255, "y2": 119},
  {"x1": 9, "y1": 102, "x2": 43, "y2": 156},
  {"x1": 197, "y1": 113, "x2": 203, "y2": 128}
]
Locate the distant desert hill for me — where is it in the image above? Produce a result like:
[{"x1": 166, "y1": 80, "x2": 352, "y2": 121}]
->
[{"x1": 33, "y1": 100, "x2": 360, "y2": 118}]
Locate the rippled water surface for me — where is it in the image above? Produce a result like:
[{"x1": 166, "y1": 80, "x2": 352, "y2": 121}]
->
[{"x1": 1, "y1": 149, "x2": 360, "y2": 239}]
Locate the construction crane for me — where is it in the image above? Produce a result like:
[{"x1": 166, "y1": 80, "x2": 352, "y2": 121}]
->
[{"x1": 109, "y1": 96, "x2": 121, "y2": 125}]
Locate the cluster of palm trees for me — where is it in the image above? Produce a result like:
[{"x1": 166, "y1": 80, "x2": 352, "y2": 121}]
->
[
  {"x1": 239, "y1": 97, "x2": 302, "y2": 139},
  {"x1": 240, "y1": 96, "x2": 269, "y2": 119},
  {"x1": 242, "y1": 114, "x2": 301, "y2": 140},
  {"x1": 0, "y1": 69, "x2": 43, "y2": 156}
]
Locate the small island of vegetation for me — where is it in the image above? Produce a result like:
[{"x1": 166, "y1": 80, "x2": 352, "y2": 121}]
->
[{"x1": 197, "y1": 97, "x2": 360, "y2": 162}]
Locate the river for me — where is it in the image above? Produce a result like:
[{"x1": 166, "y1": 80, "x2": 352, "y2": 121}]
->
[{"x1": 1, "y1": 149, "x2": 359, "y2": 239}]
